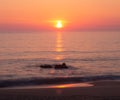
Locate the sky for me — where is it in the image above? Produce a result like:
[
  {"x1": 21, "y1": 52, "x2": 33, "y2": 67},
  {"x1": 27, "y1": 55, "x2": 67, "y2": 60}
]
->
[{"x1": 0, "y1": 0, "x2": 120, "y2": 32}]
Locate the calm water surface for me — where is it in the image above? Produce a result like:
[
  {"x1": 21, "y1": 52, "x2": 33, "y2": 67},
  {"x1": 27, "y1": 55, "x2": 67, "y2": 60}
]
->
[{"x1": 0, "y1": 31, "x2": 120, "y2": 84}]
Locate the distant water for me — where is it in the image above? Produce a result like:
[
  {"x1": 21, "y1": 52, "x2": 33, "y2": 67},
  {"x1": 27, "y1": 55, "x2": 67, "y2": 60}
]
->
[{"x1": 0, "y1": 31, "x2": 120, "y2": 87}]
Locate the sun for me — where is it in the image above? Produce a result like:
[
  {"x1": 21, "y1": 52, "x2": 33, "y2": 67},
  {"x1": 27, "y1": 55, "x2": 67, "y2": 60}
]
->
[
  {"x1": 56, "y1": 20, "x2": 63, "y2": 29},
  {"x1": 49, "y1": 19, "x2": 65, "y2": 29}
]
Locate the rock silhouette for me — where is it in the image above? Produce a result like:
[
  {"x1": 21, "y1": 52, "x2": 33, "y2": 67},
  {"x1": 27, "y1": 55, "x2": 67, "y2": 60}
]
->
[{"x1": 40, "y1": 63, "x2": 69, "y2": 69}]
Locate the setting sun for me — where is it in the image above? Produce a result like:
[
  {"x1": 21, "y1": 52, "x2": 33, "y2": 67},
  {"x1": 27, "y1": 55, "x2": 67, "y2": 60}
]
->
[{"x1": 56, "y1": 21, "x2": 63, "y2": 29}]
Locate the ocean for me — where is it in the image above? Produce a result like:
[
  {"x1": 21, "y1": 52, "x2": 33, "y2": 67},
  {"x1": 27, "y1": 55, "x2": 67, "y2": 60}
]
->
[{"x1": 0, "y1": 31, "x2": 120, "y2": 87}]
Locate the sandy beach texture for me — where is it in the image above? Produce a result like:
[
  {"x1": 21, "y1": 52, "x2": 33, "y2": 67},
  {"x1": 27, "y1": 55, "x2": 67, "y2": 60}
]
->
[{"x1": 0, "y1": 80, "x2": 120, "y2": 100}]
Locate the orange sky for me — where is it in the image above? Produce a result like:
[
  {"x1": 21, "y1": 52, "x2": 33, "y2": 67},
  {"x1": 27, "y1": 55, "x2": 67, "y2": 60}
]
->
[{"x1": 0, "y1": 0, "x2": 120, "y2": 32}]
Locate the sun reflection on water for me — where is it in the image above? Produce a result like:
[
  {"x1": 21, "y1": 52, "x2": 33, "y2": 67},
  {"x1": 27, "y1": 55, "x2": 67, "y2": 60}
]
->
[
  {"x1": 55, "y1": 32, "x2": 64, "y2": 60},
  {"x1": 56, "y1": 32, "x2": 63, "y2": 52}
]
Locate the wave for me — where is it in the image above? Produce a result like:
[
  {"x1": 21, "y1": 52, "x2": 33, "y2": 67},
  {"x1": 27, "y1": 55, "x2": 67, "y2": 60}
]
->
[
  {"x1": 1, "y1": 50, "x2": 120, "y2": 55},
  {"x1": 0, "y1": 75, "x2": 120, "y2": 88},
  {"x1": 0, "y1": 56, "x2": 120, "y2": 64}
]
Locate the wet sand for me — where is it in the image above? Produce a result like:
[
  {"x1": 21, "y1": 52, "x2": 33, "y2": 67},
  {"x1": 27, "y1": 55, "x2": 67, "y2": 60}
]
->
[{"x1": 0, "y1": 80, "x2": 120, "y2": 100}]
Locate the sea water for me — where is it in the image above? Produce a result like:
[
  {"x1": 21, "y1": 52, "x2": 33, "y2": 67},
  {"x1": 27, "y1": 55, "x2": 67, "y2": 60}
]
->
[{"x1": 0, "y1": 31, "x2": 120, "y2": 87}]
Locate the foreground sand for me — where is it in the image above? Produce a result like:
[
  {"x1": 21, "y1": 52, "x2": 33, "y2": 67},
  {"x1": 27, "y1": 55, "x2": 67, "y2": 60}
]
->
[{"x1": 0, "y1": 80, "x2": 120, "y2": 100}]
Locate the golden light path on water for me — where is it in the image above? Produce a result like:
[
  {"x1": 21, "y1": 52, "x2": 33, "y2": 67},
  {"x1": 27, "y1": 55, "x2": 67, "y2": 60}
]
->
[{"x1": 55, "y1": 32, "x2": 64, "y2": 60}]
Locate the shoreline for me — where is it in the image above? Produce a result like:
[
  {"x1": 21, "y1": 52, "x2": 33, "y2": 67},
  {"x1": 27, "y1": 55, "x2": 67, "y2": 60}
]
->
[
  {"x1": 0, "y1": 75, "x2": 120, "y2": 88},
  {"x1": 4, "y1": 82, "x2": 94, "y2": 89},
  {"x1": 0, "y1": 80, "x2": 120, "y2": 100}
]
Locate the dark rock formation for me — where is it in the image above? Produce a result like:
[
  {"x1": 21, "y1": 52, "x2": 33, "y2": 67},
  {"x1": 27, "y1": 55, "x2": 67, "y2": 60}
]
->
[
  {"x1": 40, "y1": 63, "x2": 69, "y2": 69},
  {"x1": 40, "y1": 64, "x2": 53, "y2": 69},
  {"x1": 54, "y1": 63, "x2": 69, "y2": 69}
]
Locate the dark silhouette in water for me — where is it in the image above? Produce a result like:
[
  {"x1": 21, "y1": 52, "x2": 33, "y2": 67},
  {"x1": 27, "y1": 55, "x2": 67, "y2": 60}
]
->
[
  {"x1": 40, "y1": 64, "x2": 53, "y2": 68},
  {"x1": 40, "y1": 63, "x2": 69, "y2": 69},
  {"x1": 54, "y1": 63, "x2": 68, "y2": 69}
]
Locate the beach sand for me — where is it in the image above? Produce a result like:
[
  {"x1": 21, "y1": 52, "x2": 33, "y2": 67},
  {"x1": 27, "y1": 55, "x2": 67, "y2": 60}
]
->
[{"x1": 0, "y1": 80, "x2": 120, "y2": 100}]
